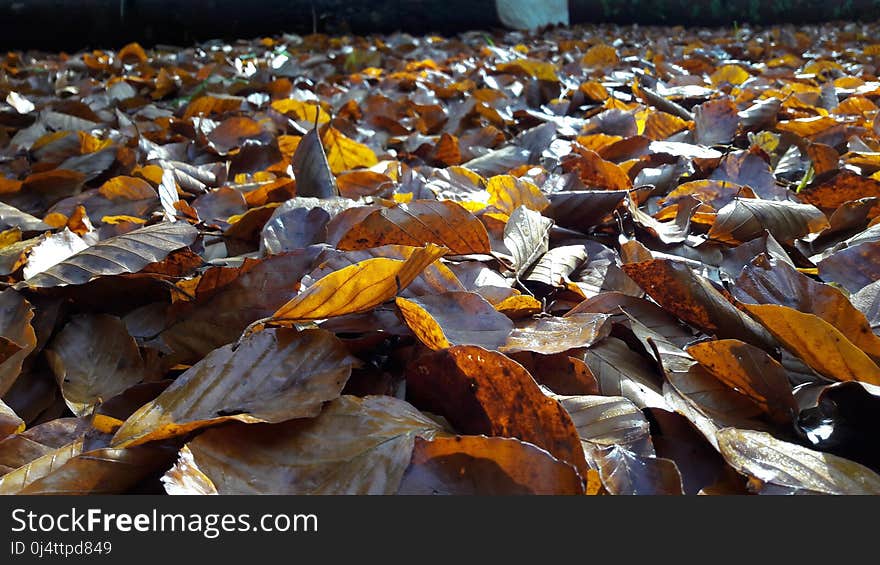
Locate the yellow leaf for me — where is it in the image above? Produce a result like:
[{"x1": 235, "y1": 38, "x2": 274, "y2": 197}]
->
[
  {"x1": 321, "y1": 127, "x2": 379, "y2": 174},
  {"x1": 496, "y1": 59, "x2": 558, "y2": 81},
  {"x1": 486, "y1": 175, "x2": 550, "y2": 214},
  {"x1": 270, "y1": 99, "x2": 330, "y2": 124},
  {"x1": 711, "y1": 64, "x2": 751, "y2": 86},
  {"x1": 742, "y1": 304, "x2": 880, "y2": 385},
  {"x1": 100, "y1": 215, "x2": 148, "y2": 225},
  {"x1": 494, "y1": 294, "x2": 543, "y2": 318},
  {"x1": 272, "y1": 244, "x2": 447, "y2": 322},
  {"x1": 395, "y1": 297, "x2": 450, "y2": 350},
  {"x1": 582, "y1": 44, "x2": 619, "y2": 68}
]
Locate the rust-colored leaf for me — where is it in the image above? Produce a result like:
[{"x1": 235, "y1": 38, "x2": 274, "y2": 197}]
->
[
  {"x1": 398, "y1": 435, "x2": 584, "y2": 495},
  {"x1": 406, "y1": 345, "x2": 588, "y2": 477}
]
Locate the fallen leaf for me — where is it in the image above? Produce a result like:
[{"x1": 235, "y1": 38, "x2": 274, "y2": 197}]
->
[
  {"x1": 708, "y1": 198, "x2": 829, "y2": 244},
  {"x1": 622, "y1": 259, "x2": 775, "y2": 350},
  {"x1": 163, "y1": 395, "x2": 446, "y2": 494},
  {"x1": 17, "y1": 222, "x2": 198, "y2": 288},
  {"x1": 501, "y1": 313, "x2": 611, "y2": 355},
  {"x1": 112, "y1": 328, "x2": 357, "y2": 447},
  {"x1": 741, "y1": 303, "x2": 880, "y2": 385},
  {"x1": 292, "y1": 126, "x2": 338, "y2": 198},
  {"x1": 406, "y1": 345, "x2": 588, "y2": 476},
  {"x1": 503, "y1": 205, "x2": 552, "y2": 277},
  {"x1": 45, "y1": 314, "x2": 153, "y2": 417},
  {"x1": 336, "y1": 200, "x2": 491, "y2": 255},
  {"x1": 271, "y1": 244, "x2": 446, "y2": 323},
  {"x1": 717, "y1": 428, "x2": 880, "y2": 494},
  {"x1": 0, "y1": 289, "x2": 36, "y2": 396},
  {"x1": 687, "y1": 339, "x2": 798, "y2": 424},
  {"x1": 397, "y1": 435, "x2": 584, "y2": 495},
  {"x1": 321, "y1": 126, "x2": 379, "y2": 174},
  {"x1": 396, "y1": 291, "x2": 513, "y2": 351}
]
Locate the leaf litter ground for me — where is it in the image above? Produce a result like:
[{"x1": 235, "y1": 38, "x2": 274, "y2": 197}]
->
[{"x1": 1, "y1": 22, "x2": 880, "y2": 494}]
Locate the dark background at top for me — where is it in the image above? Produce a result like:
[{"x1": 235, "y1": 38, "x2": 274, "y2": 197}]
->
[{"x1": 2, "y1": 0, "x2": 880, "y2": 52}]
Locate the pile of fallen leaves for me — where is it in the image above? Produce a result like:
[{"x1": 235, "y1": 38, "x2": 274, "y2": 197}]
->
[{"x1": 1, "y1": 21, "x2": 880, "y2": 495}]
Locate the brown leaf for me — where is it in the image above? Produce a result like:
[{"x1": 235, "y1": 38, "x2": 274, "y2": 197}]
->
[
  {"x1": 503, "y1": 205, "x2": 553, "y2": 277},
  {"x1": 687, "y1": 339, "x2": 798, "y2": 424},
  {"x1": 398, "y1": 435, "x2": 584, "y2": 495},
  {"x1": 163, "y1": 395, "x2": 446, "y2": 494},
  {"x1": 0, "y1": 433, "x2": 176, "y2": 494},
  {"x1": 0, "y1": 418, "x2": 82, "y2": 475},
  {"x1": 0, "y1": 399, "x2": 23, "y2": 438},
  {"x1": 734, "y1": 255, "x2": 880, "y2": 361},
  {"x1": 406, "y1": 345, "x2": 588, "y2": 476},
  {"x1": 112, "y1": 328, "x2": 357, "y2": 447},
  {"x1": 593, "y1": 446, "x2": 685, "y2": 495},
  {"x1": 557, "y1": 394, "x2": 654, "y2": 457},
  {"x1": 708, "y1": 198, "x2": 829, "y2": 244},
  {"x1": 45, "y1": 314, "x2": 153, "y2": 417},
  {"x1": 717, "y1": 428, "x2": 880, "y2": 494},
  {"x1": 564, "y1": 146, "x2": 632, "y2": 190},
  {"x1": 0, "y1": 289, "x2": 36, "y2": 396},
  {"x1": 17, "y1": 222, "x2": 198, "y2": 288},
  {"x1": 582, "y1": 337, "x2": 667, "y2": 409},
  {"x1": 798, "y1": 169, "x2": 880, "y2": 213},
  {"x1": 694, "y1": 97, "x2": 739, "y2": 146},
  {"x1": 396, "y1": 291, "x2": 513, "y2": 351},
  {"x1": 336, "y1": 200, "x2": 491, "y2": 255},
  {"x1": 818, "y1": 240, "x2": 880, "y2": 293},
  {"x1": 621, "y1": 259, "x2": 775, "y2": 350},
  {"x1": 292, "y1": 126, "x2": 338, "y2": 198}
]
